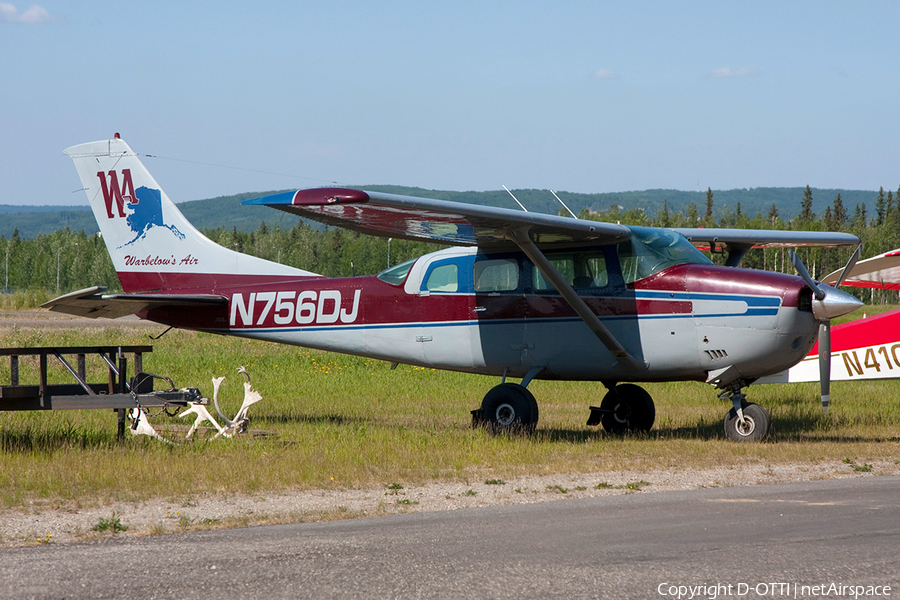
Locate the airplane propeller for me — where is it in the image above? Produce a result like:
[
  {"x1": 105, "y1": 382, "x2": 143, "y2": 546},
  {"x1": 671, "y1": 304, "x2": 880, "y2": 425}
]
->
[{"x1": 789, "y1": 247, "x2": 862, "y2": 411}]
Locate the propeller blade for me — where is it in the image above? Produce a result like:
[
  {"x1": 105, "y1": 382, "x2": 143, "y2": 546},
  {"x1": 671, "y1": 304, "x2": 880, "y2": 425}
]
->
[
  {"x1": 791, "y1": 250, "x2": 850, "y2": 411},
  {"x1": 833, "y1": 245, "x2": 862, "y2": 287},
  {"x1": 789, "y1": 250, "x2": 825, "y2": 300},
  {"x1": 818, "y1": 321, "x2": 831, "y2": 412}
]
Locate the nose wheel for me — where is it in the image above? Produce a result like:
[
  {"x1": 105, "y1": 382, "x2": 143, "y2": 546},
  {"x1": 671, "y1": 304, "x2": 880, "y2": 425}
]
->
[{"x1": 723, "y1": 401, "x2": 770, "y2": 442}]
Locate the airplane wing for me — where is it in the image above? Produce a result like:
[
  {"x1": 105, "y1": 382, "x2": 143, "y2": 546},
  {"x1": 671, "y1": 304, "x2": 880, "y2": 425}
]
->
[
  {"x1": 671, "y1": 228, "x2": 860, "y2": 267},
  {"x1": 821, "y1": 248, "x2": 900, "y2": 289},
  {"x1": 246, "y1": 188, "x2": 861, "y2": 251},
  {"x1": 672, "y1": 227, "x2": 860, "y2": 249},
  {"x1": 244, "y1": 188, "x2": 632, "y2": 249},
  {"x1": 42, "y1": 286, "x2": 228, "y2": 319}
]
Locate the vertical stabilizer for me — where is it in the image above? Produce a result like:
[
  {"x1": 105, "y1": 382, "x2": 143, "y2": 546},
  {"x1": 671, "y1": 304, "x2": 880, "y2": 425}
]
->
[{"x1": 65, "y1": 137, "x2": 317, "y2": 292}]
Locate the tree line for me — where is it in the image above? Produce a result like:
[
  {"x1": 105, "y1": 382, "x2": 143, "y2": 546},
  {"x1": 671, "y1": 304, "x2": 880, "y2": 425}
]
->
[{"x1": 2, "y1": 185, "x2": 899, "y2": 304}]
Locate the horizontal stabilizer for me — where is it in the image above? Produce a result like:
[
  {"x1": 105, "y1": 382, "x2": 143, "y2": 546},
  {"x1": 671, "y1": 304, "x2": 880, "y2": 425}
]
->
[{"x1": 42, "y1": 286, "x2": 227, "y2": 320}]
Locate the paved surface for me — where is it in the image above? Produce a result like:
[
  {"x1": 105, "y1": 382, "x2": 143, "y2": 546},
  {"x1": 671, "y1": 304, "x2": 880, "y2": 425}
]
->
[{"x1": 2, "y1": 476, "x2": 898, "y2": 599}]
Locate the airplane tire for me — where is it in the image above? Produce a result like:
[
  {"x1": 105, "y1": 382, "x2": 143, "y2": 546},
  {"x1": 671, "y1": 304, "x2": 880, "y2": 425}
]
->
[
  {"x1": 480, "y1": 383, "x2": 539, "y2": 434},
  {"x1": 599, "y1": 384, "x2": 655, "y2": 434},
  {"x1": 723, "y1": 402, "x2": 770, "y2": 442}
]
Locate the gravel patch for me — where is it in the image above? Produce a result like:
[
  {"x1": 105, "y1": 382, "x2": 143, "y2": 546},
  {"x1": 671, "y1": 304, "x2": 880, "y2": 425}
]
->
[{"x1": 4, "y1": 460, "x2": 897, "y2": 547}]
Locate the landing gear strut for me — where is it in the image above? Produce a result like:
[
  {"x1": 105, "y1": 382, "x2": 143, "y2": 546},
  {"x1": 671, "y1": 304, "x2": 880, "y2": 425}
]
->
[{"x1": 718, "y1": 383, "x2": 770, "y2": 442}]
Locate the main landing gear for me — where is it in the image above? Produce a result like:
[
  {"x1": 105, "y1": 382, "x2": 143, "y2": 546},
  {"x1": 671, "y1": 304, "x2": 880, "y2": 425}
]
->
[
  {"x1": 587, "y1": 384, "x2": 656, "y2": 434},
  {"x1": 472, "y1": 380, "x2": 659, "y2": 436},
  {"x1": 471, "y1": 383, "x2": 539, "y2": 434}
]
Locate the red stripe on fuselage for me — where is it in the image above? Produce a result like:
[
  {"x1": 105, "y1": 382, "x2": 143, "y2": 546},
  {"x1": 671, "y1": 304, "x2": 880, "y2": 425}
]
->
[
  {"x1": 117, "y1": 271, "x2": 322, "y2": 293},
  {"x1": 131, "y1": 263, "x2": 805, "y2": 331}
]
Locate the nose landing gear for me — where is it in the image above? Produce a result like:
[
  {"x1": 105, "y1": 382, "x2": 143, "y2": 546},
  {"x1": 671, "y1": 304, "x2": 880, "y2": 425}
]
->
[{"x1": 718, "y1": 382, "x2": 771, "y2": 442}]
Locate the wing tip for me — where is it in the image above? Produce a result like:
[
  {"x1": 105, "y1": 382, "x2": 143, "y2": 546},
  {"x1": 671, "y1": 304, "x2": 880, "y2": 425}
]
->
[{"x1": 244, "y1": 188, "x2": 369, "y2": 207}]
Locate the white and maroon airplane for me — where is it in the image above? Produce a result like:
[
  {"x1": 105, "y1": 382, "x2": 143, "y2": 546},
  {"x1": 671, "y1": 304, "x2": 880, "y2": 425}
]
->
[{"x1": 45, "y1": 136, "x2": 864, "y2": 442}]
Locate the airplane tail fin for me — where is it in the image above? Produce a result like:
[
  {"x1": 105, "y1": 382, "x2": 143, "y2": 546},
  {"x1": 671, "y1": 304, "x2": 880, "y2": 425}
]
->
[{"x1": 65, "y1": 136, "x2": 317, "y2": 293}]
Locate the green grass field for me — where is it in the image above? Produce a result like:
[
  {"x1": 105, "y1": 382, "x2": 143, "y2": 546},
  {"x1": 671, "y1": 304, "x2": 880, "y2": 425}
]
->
[{"x1": 0, "y1": 309, "x2": 898, "y2": 510}]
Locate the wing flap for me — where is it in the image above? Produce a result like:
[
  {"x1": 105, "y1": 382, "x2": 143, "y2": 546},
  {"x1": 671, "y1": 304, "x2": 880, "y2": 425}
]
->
[{"x1": 42, "y1": 286, "x2": 228, "y2": 319}]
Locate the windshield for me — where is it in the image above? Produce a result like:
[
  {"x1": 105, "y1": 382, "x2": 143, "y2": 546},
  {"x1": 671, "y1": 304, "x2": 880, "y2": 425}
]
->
[
  {"x1": 377, "y1": 258, "x2": 418, "y2": 285},
  {"x1": 618, "y1": 226, "x2": 712, "y2": 283}
]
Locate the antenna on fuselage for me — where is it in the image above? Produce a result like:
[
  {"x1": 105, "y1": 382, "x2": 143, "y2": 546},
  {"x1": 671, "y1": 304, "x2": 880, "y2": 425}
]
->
[
  {"x1": 503, "y1": 185, "x2": 529, "y2": 212},
  {"x1": 550, "y1": 189, "x2": 578, "y2": 219}
]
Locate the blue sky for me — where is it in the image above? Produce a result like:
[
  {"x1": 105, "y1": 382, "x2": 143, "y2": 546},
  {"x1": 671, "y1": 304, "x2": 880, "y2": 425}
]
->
[{"x1": 2, "y1": 1, "x2": 900, "y2": 206}]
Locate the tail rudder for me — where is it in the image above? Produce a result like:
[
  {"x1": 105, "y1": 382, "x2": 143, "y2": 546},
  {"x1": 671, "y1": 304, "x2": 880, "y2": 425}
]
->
[{"x1": 66, "y1": 136, "x2": 317, "y2": 292}]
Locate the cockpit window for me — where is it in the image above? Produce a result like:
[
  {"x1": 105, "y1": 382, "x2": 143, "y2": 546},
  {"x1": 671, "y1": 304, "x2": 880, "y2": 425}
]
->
[
  {"x1": 618, "y1": 226, "x2": 712, "y2": 283},
  {"x1": 377, "y1": 258, "x2": 417, "y2": 286}
]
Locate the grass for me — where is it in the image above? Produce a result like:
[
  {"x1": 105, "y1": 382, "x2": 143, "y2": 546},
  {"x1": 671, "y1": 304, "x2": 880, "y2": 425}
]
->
[
  {"x1": 92, "y1": 512, "x2": 128, "y2": 534},
  {"x1": 0, "y1": 310, "x2": 897, "y2": 511}
]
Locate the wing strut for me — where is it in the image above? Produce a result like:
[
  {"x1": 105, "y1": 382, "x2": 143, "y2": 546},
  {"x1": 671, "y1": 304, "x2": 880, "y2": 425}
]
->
[{"x1": 508, "y1": 229, "x2": 646, "y2": 373}]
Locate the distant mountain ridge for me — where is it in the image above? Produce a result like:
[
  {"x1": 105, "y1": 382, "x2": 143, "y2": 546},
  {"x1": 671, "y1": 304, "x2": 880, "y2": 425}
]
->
[{"x1": 0, "y1": 186, "x2": 886, "y2": 239}]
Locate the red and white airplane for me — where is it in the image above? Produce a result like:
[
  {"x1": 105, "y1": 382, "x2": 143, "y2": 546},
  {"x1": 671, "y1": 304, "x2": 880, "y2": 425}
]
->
[
  {"x1": 45, "y1": 136, "x2": 864, "y2": 442},
  {"x1": 759, "y1": 250, "x2": 900, "y2": 387}
]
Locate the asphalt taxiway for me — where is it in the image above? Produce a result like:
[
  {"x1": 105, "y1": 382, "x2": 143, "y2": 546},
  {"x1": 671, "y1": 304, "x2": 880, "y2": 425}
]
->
[{"x1": 3, "y1": 475, "x2": 897, "y2": 599}]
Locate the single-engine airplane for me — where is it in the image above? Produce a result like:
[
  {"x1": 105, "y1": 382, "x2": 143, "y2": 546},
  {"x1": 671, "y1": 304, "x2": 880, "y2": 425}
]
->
[{"x1": 45, "y1": 136, "x2": 865, "y2": 441}]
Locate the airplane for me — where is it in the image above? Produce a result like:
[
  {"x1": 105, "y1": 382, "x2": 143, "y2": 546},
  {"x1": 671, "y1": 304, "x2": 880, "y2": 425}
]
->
[
  {"x1": 45, "y1": 135, "x2": 865, "y2": 442},
  {"x1": 822, "y1": 248, "x2": 900, "y2": 290},
  {"x1": 758, "y1": 249, "x2": 900, "y2": 386},
  {"x1": 757, "y1": 307, "x2": 900, "y2": 385}
]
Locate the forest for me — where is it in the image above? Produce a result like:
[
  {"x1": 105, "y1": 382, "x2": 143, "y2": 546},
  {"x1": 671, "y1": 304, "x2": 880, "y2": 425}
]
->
[{"x1": 1, "y1": 185, "x2": 899, "y2": 306}]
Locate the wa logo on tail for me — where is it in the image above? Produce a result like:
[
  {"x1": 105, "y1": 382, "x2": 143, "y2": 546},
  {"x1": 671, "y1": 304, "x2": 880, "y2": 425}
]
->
[{"x1": 97, "y1": 169, "x2": 185, "y2": 248}]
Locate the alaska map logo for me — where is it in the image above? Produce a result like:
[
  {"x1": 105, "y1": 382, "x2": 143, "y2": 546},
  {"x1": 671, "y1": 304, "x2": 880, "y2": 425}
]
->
[
  {"x1": 96, "y1": 169, "x2": 185, "y2": 248},
  {"x1": 120, "y1": 185, "x2": 185, "y2": 247}
]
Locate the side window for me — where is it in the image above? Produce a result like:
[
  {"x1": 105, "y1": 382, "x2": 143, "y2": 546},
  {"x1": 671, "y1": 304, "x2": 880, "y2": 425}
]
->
[
  {"x1": 533, "y1": 256, "x2": 573, "y2": 291},
  {"x1": 425, "y1": 264, "x2": 459, "y2": 292},
  {"x1": 474, "y1": 259, "x2": 518, "y2": 292},
  {"x1": 532, "y1": 252, "x2": 608, "y2": 290},
  {"x1": 578, "y1": 254, "x2": 608, "y2": 288}
]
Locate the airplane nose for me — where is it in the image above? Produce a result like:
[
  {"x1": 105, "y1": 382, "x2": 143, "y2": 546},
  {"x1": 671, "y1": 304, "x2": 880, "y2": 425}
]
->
[{"x1": 811, "y1": 285, "x2": 863, "y2": 320}]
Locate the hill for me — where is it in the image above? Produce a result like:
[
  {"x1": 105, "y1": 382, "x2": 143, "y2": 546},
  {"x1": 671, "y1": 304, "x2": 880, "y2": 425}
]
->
[{"x1": 0, "y1": 186, "x2": 885, "y2": 239}]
